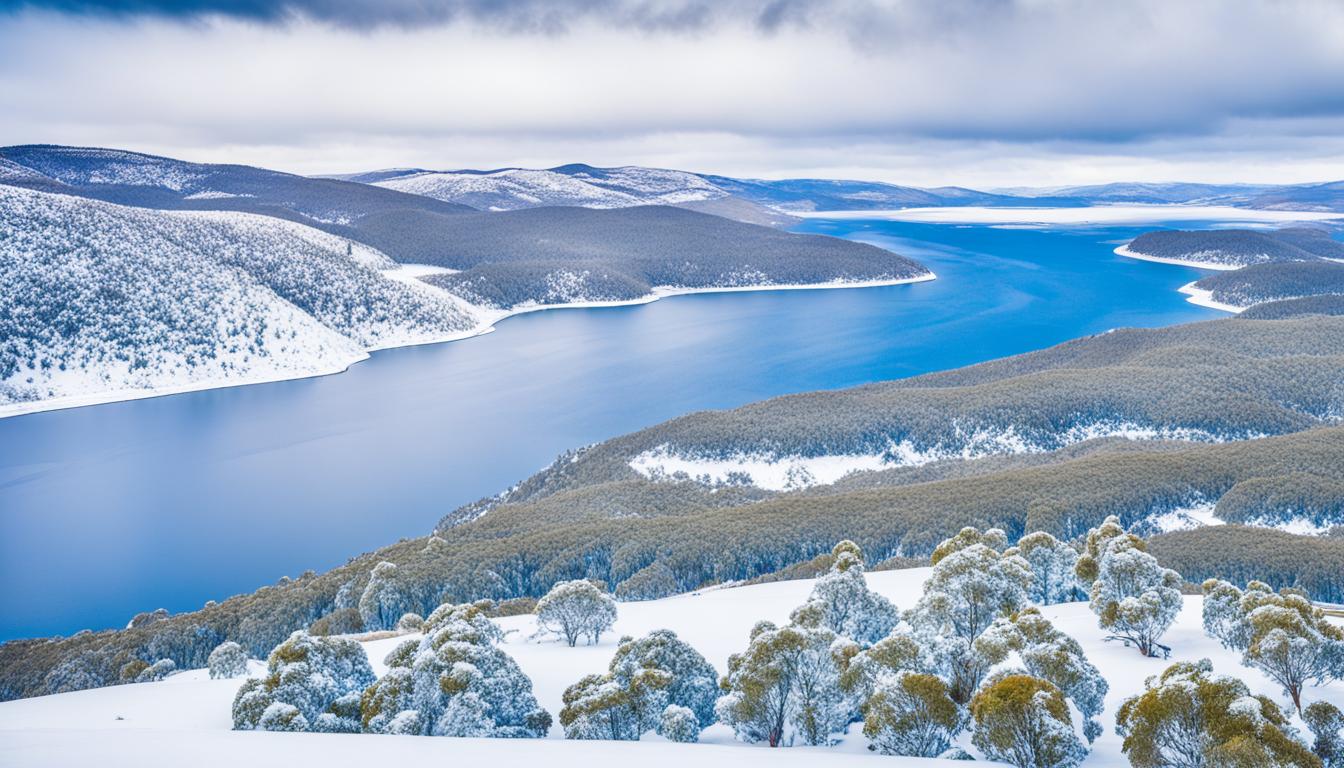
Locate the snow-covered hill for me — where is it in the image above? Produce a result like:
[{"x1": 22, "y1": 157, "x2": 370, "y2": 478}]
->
[
  {"x1": 0, "y1": 185, "x2": 484, "y2": 414},
  {"x1": 1, "y1": 568, "x2": 1338, "y2": 767},
  {"x1": 369, "y1": 164, "x2": 729, "y2": 210}
]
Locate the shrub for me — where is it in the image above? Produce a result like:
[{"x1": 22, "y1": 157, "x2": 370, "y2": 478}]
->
[
  {"x1": 970, "y1": 673, "x2": 1085, "y2": 768},
  {"x1": 208, "y1": 641, "x2": 248, "y2": 679},
  {"x1": 231, "y1": 631, "x2": 374, "y2": 732}
]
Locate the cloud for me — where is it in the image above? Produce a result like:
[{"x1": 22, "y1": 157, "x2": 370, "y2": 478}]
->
[{"x1": 0, "y1": 1, "x2": 1342, "y2": 184}]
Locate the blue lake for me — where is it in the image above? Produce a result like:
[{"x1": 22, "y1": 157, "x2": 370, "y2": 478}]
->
[{"x1": 0, "y1": 215, "x2": 1225, "y2": 640}]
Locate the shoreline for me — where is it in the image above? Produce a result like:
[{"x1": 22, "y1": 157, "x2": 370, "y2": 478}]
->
[
  {"x1": 1113, "y1": 244, "x2": 1246, "y2": 271},
  {"x1": 1177, "y1": 281, "x2": 1245, "y2": 313},
  {"x1": 0, "y1": 272, "x2": 936, "y2": 420}
]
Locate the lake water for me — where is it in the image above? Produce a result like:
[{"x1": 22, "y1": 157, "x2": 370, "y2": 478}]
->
[{"x1": 0, "y1": 214, "x2": 1228, "y2": 640}]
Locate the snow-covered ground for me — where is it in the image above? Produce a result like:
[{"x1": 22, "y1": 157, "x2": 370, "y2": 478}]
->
[
  {"x1": 1113, "y1": 244, "x2": 1248, "y2": 271},
  {"x1": 3, "y1": 568, "x2": 1339, "y2": 767},
  {"x1": 372, "y1": 165, "x2": 728, "y2": 211},
  {"x1": 802, "y1": 206, "x2": 1344, "y2": 225},
  {"x1": 1176, "y1": 281, "x2": 1246, "y2": 313}
]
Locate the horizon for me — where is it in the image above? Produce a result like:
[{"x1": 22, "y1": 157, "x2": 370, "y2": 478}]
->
[{"x1": 5, "y1": 141, "x2": 1342, "y2": 192}]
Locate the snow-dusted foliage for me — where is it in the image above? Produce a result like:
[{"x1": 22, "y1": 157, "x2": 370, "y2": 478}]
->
[
  {"x1": 1076, "y1": 516, "x2": 1183, "y2": 657},
  {"x1": 908, "y1": 527, "x2": 1032, "y2": 703},
  {"x1": 1005, "y1": 609, "x2": 1108, "y2": 743},
  {"x1": 358, "y1": 561, "x2": 402, "y2": 632},
  {"x1": 970, "y1": 673, "x2": 1086, "y2": 768},
  {"x1": 231, "y1": 631, "x2": 374, "y2": 733},
  {"x1": 135, "y1": 658, "x2": 176, "y2": 683},
  {"x1": 790, "y1": 540, "x2": 899, "y2": 647},
  {"x1": 1005, "y1": 532, "x2": 1082, "y2": 605},
  {"x1": 0, "y1": 185, "x2": 479, "y2": 408},
  {"x1": 358, "y1": 601, "x2": 550, "y2": 738},
  {"x1": 1115, "y1": 659, "x2": 1319, "y2": 768},
  {"x1": 659, "y1": 704, "x2": 701, "y2": 743},
  {"x1": 559, "y1": 629, "x2": 718, "y2": 740},
  {"x1": 1200, "y1": 578, "x2": 1344, "y2": 712},
  {"x1": 1305, "y1": 701, "x2": 1344, "y2": 768},
  {"x1": 395, "y1": 613, "x2": 425, "y2": 633},
  {"x1": 207, "y1": 641, "x2": 248, "y2": 679},
  {"x1": 535, "y1": 580, "x2": 617, "y2": 647},
  {"x1": 861, "y1": 670, "x2": 962, "y2": 758},
  {"x1": 716, "y1": 619, "x2": 853, "y2": 747}
]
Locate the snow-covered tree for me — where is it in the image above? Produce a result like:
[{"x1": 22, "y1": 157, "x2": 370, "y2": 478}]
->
[
  {"x1": 839, "y1": 630, "x2": 930, "y2": 704},
  {"x1": 231, "y1": 630, "x2": 374, "y2": 733},
  {"x1": 559, "y1": 629, "x2": 718, "y2": 740},
  {"x1": 907, "y1": 527, "x2": 1032, "y2": 703},
  {"x1": 791, "y1": 540, "x2": 898, "y2": 647},
  {"x1": 1115, "y1": 659, "x2": 1318, "y2": 768},
  {"x1": 1305, "y1": 701, "x2": 1344, "y2": 768},
  {"x1": 862, "y1": 671, "x2": 962, "y2": 758},
  {"x1": 136, "y1": 658, "x2": 176, "y2": 683},
  {"x1": 535, "y1": 580, "x2": 617, "y2": 647},
  {"x1": 1007, "y1": 609, "x2": 1108, "y2": 743},
  {"x1": 610, "y1": 630, "x2": 719, "y2": 728},
  {"x1": 1005, "y1": 531, "x2": 1081, "y2": 605},
  {"x1": 716, "y1": 620, "x2": 852, "y2": 747},
  {"x1": 395, "y1": 612, "x2": 425, "y2": 633},
  {"x1": 659, "y1": 704, "x2": 700, "y2": 743},
  {"x1": 970, "y1": 673, "x2": 1086, "y2": 768},
  {"x1": 358, "y1": 601, "x2": 550, "y2": 738},
  {"x1": 359, "y1": 561, "x2": 402, "y2": 632},
  {"x1": 1078, "y1": 515, "x2": 1182, "y2": 657},
  {"x1": 208, "y1": 641, "x2": 248, "y2": 679},
  {"x1": 1201, "y1": 579, "x2": 1344, "y2": 713}
]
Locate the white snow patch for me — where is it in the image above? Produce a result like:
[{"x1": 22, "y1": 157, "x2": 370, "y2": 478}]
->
[
  {"x1": 1149, "y1": 500, "x2": 1225, "y2": 533},
  {"x1": 632, "y1": 421, "x2": 1237, "y2": 491},
  {"x1": 1177, "y1": 282, "x2": 1246, "y2": 313}
]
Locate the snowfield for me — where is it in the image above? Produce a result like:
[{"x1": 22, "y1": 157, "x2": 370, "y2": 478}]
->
[
  {"x1": 373, "y1": 165, "x2": 729, "y2": 211},
  {"x1": 3, "y1": 568, "x2": 1339, "y2": 767}
]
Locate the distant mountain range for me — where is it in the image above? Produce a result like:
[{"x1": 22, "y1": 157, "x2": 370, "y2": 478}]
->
[{"x1": 334, "y1": 161, "x2": 1344, "y2": 214}]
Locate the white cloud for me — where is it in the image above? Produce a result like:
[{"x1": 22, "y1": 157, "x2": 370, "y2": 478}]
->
[{"x1": 1, "y1": 1, "x2": 1343, "y2": 185}]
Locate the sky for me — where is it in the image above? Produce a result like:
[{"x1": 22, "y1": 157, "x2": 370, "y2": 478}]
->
[{"x1": 1, "y1": 0, "x2": 1343, "y2": 187}]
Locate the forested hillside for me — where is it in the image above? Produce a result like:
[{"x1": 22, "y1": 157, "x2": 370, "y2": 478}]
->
[
  {"x1": 4, "y1": 313, "x2": 1342, "y2": 702},
  {"x1": 406, "y1": 206, "x2": 930, "y2": 308},
  {"x1": 1123, "y1": 227, "x2": 1344, "y2": 268},
  {"x1": 1192, "y1": 260, "x2": 1344, "y2": 308},
  {"x1": 0, "y1": 186, "x2": 480, "y2": 409},
  {"x1": 459, "y1": 316, "x2": 1344, "y2": 498}
]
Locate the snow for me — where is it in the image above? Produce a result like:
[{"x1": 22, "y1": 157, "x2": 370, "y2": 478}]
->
[
  {"x1": 5, "y1": 568, "x2": 1340, "y2": 767},
  {"x1": 630, "y1": 421, "x2": 1237, "y2": 492},
  {"x1": 1176, "y1": 281, "x2": 1246, "y2": 313},
  {"x1": 799, "y1": 206, "x2": 1344, "y2": 226},
  {"x1": 1113, "y1": 244, "x2": 1247, "y2": 271},
  {"x1": 1147, "y1": 500, "x2": 1225, "y2": 533},
  {"x1": 372, "y1": 165, "x2": 729, "y2": 210}
]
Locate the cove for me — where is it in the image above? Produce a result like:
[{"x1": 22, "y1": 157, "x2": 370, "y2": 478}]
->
[{"x1": 0, "y1": 214, "x2": 1226, "y2": 640}]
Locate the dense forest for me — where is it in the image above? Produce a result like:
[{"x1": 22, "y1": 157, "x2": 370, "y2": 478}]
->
[
  {"x1": 4, "y1": 312, "x2": 1341, "y2": 703},
  {"x1": 1125, "y1": 227, "x2": 1344, "y2": 267},
  {"x1": 1192, "y1": 259, "x2": 1344, "y2": 308}
]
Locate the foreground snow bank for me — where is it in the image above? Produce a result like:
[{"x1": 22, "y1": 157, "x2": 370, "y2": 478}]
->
[{"x1": 3, "y1": 568, "x2": 1340, "y2": 767}]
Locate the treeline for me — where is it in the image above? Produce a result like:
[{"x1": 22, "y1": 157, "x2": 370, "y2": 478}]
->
[
  {"x1": 1193, "y1": 259, "x2": 1344, "y2": 308},
  {"x1": 450, "y1": 315, "x2": 1344, "y2": 508},
  {"x1": 1150, "y1": 525, "x2": 1344, "y2": 601}
]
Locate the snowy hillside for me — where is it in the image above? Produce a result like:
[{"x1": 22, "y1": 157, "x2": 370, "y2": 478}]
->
[
  {"x1": 0, "y1": 185, "x2": 483, "y2": 414},
  {"x1": 370, "y1": 164, "x2": 729, "y2": 211},
  {"x1": 2, "y1": 567, "x2": 1338, "y2": 767}
]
